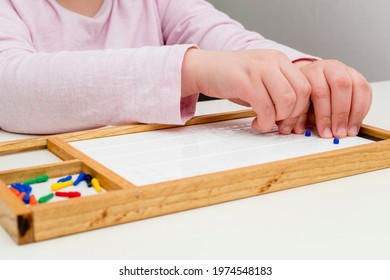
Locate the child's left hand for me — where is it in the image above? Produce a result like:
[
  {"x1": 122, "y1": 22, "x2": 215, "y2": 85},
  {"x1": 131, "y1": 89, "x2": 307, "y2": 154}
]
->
[{"x1": 291, "y1": 59, "x2": 372, "y2": 138}]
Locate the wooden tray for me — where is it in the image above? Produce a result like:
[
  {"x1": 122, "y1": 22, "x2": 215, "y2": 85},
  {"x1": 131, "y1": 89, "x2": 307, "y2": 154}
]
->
[{"x1": 1, "y1": 110, "x2": 389, "y2": 244}]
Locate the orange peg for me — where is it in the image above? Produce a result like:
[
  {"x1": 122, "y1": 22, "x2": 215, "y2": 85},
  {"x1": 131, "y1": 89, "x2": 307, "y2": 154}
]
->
[
  {"x1": 17, "y1": 192, "x2": 26, "y2": 201},
  {"x1": 29, "y1": 195, "x2": 37, "y2": 206},
  {"x1": 9, "y1": 187, "x2": 20, "y2": 196}
]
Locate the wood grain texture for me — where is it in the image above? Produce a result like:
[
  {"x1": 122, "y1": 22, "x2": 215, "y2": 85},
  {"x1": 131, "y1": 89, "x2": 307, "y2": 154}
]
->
[
  {"x1": 0, "y1": 181, "x2": 33, "y2": 244},
  {"x1": 31, "y1": 139, "x2": 390, "y2": 241},
  {"x1": 0, "y1": 137, "x2": 47, "y2": 156},
  {"x1": 0, "y1": 160, "x2": 82, "y2": 186},
  {"x1": 47, "y1": 137, "x2": 135, "y2": 190},
  {"x1": 359, "y1": 124, "x2": 390, "y2": 140}
]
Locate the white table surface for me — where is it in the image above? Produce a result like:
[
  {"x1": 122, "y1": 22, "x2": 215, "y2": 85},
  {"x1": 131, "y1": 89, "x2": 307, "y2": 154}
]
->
[{"x1": 0, "y1": 81, "x2": 389, "y2": 260}]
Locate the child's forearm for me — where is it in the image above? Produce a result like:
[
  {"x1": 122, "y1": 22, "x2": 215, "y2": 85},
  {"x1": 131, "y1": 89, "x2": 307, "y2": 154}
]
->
[{"x1": 0, "y1": 45, "x2": 197, "y2": 134}]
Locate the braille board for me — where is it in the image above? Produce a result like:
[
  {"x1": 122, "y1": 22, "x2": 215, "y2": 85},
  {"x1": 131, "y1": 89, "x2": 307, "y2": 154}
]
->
[{"x1": 0, "y1": 109, "x2": 389, "y2": 244}]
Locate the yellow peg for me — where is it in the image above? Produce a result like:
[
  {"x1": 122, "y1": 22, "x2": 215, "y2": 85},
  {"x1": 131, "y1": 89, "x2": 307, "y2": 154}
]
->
[
  {"x1": 51, "y1": 180, "x2": 74, "y2": 191},
  {"x1": 91, "y1": 178, "x2": 102, "y2": 193}
]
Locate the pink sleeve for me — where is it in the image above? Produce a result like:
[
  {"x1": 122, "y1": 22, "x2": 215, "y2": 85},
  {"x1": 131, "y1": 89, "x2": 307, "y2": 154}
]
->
[
  {"x1": 158, "y1": 0, "x2": 318, "y2": 61},
  {"x1": 0, "y1": 47, "x2": 197, "y2": 134},
  {"x1": 0, "y1": 5, "x2": 196, "y2": 134}
]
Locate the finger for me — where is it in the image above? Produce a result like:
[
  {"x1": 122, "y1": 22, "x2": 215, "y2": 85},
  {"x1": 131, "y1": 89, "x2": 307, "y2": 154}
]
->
[
  {"x1": 293, "y1": 100, "x2": 311, "y2": 134},
  {"x1": 346, "y1": 68, "x2": 373, "y2": 136},
  {"x1": 245, "y1": 80, "x2": 276, "y2": 133},
  {"x1": 280, "y1": 62, "x2": 311, "y2": 119},
  {"x1": 262, "y1": 69, "x2": 296, "y2": 121},
  {"x1": 293, "y1": 112, "x2": 308, "y2": 134},
  {"x1": 277, "y1": 117, "x2": 299, "y2": 135},
  {"x1": 277, "y1": 100, "x2": 310, "y2": 135},
  {"x1": 303, "y1": 68, "x2": 333, "y2": 138},
  {"x1": 324, "y1": 65, "x2": 353, "y2": 138}
]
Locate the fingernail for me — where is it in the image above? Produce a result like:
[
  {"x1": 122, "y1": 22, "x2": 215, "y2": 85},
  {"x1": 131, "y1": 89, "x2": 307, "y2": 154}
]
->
[
  {"x1": 337, "y1": 127, "x2": 347, "y2": 137},
  {"x1": 323, "y1": 128, "x2": 333, "y2": 138},
  {"x1": 281, "y1": 125, "x2": 292, "y2": 134},
  {"x1": 349, "y1": 126, "x2": 359, "y2": 136},
  {"x1": 296, "y1": 123, "x2": 306, "y2": 134}
]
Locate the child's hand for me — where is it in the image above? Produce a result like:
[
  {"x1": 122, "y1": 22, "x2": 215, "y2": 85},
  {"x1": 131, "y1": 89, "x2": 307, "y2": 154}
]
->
[
  {"x1": 295, "y1": 60, "x2": 372, "y2": 138},
  {"x1": 182, "y1": 49, "x2": 311, "y2": 133}
]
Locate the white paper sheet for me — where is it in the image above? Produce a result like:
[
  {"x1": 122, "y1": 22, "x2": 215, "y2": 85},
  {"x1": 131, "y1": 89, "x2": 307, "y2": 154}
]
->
[
  {"x1": 0, "y1": 150, "x2": 62, "y2": 171},
  {"x1": 71, "y1": 118, "x2": 373, "y2": 186}
]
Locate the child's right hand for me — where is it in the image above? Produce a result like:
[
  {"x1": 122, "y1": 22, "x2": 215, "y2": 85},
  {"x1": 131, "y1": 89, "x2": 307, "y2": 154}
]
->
[
  {"x1": 182, "y1": 48, "x2": 311, "y2": 134},
  {"x1": 294, "y1": 59, "x2": 372, "y2": 138}
]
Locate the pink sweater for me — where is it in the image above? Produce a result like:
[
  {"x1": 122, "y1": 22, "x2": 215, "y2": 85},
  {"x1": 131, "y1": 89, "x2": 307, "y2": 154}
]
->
[{"x1": 0, "y1": 0, "x2": 313, "y2": 134}]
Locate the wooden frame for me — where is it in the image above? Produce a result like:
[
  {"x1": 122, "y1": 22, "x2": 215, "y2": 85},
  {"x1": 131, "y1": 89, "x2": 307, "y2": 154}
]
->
[{"x1": 1, "y1": 109, "x2": 390, "y2": 244}]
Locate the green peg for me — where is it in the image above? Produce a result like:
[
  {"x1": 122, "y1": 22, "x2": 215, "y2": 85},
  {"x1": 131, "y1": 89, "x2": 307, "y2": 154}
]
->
[
  {"x1": 23, "y1": 174, "x2": 49, "y2": 185},
  {"x1": 38, "y1": 193, "x2": 54, "y2": 204}
]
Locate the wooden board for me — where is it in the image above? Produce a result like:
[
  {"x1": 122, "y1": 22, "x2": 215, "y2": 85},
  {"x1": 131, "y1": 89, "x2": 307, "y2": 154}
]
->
[
  {"x1": 0, "y1": 110, "x2": 389, "y2": 244},
  {"x1": 0, "y1": 181, "x2": 34, "y2": 244}
]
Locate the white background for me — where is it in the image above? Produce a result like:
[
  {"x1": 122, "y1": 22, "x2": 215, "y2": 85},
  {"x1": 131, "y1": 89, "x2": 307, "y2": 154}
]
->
[{"x1": 208, "y1": 0, "x2": 390, "y2": 82}]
